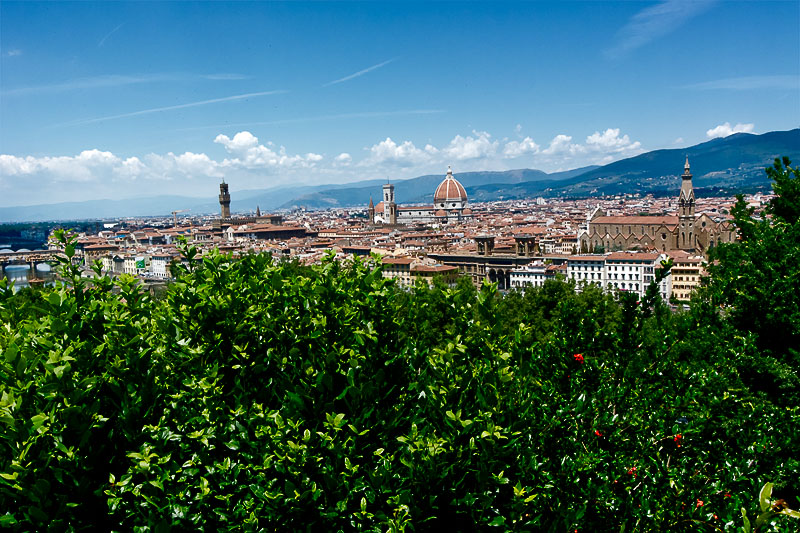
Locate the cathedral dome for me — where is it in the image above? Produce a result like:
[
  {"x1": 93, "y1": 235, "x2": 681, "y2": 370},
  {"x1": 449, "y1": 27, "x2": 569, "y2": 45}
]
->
[{"x1": 433, "y1": 166, "x2": 468, "y2": 204}]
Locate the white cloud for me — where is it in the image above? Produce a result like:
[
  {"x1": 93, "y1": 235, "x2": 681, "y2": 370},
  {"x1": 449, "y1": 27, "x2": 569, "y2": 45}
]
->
[
  {"x1": 215, "y1": 131, "x2": 259, "y2": 152},
  {"x1": 0, "y1": 154, "x2": 38, "y2": 176},
  {"x1": 442, "y1": 131, "x2": 498, "y2": 160},
  {"x1": 5, "y1": 49, "x2": 22, "y2": 57},
  {"x1": 215, "y1": 131, "x2": 321, "y2": 169},
  {"x1": 542, "y1": 134, "x2": 583, "y2": 155},
  {"x1": 706, "y1": 122, "x2": 755, "y2": 138},
  {"x1": 361, "y1": 137, "x2": 432, "y2": 166},
  {"x1": 503, "y1": 137, "x2": 540, "y2": 157},
  {"x1": 0, "y1": 150, "x2": 122, "y2": 183},
  {"x1": 585, "y1": 128, "x2": 641, "y2": 153},
  {"x1": 334, "y1": 153, "x2": 352, "y2": 167}
]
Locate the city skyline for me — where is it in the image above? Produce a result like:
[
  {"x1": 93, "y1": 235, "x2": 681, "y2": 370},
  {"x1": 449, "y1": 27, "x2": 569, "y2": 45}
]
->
[{"x1": 1, "y1": 0, "x2": 798, "y2": 207}]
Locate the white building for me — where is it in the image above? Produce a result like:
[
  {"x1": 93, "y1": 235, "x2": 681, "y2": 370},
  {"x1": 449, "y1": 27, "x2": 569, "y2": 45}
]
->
[
  {"x1": 550, "y1": 251, "x2": 673, "y2": 300},
  {"x1": 509, "y1": 261, "x2": 563, "y2": 289},
  {"x1": 150, "y1": 254, "x2": 173, "y2": 279},
  {"x1": 604, "y1": 252, "x2": 671, "y2": 301},
  {"x1": 566, "y1": 255, "x2": 607, "y2": 289}
]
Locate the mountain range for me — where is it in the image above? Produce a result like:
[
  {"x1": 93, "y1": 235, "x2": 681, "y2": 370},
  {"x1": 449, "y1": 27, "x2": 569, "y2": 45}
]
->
[{"x1": 1, "y1": 129, "x2": 797, "y2": 222}]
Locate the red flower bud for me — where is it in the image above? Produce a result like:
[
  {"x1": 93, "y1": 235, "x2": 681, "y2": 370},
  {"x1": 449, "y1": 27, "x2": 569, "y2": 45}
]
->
[
  {"x1": 573, "y1": 353, "x2": 584, "y2": 364},
  {"x1": 594, "y1": 430, "x2": 603, "y2": 437}
]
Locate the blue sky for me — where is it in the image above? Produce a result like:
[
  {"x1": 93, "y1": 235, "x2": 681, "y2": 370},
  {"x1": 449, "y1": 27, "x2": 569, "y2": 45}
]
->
[{"x1": 1, "y1": 0, "x2": 798, "y2": 206}]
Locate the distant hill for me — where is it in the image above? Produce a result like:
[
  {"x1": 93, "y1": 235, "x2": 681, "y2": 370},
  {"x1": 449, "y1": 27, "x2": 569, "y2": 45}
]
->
[
  {"x1": 548, "y1": 129, "x2": 800, "y2": 198},
  {"x1": 460, "y1": 129, "x2": 800, "y2": 202},
  {"x1": 1, "y1": 129, "x2": 797, "y2": 222},
  {"x1": 279, "y1": 168, "x2": 562, "y2": 210}
]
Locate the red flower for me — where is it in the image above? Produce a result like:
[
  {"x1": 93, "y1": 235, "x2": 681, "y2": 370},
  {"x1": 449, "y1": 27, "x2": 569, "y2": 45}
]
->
[
  {"x1": 696, "y1": 499, "x2": 703, "y2": 508},
  {"x1": 573, "y1": 353, "x2": 585, "y2": 364},
  {"x1": 627, "y1": 466, "x2": 637, "y2": 476},
  {"x1": 724, "y1": 492, "x2": 732, "y2": 498},
  {"x1": 674, "y1": 434, "x2": 683, "y2": 447},
  {"x1": 594, "y1": 430, "x2": 603, "y2": 437}
]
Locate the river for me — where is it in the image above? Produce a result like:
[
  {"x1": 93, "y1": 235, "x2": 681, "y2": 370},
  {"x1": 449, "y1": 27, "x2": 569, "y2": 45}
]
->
[
  {"x1": 1, "y1": 243, "x2": 56, "y2": 292},
  {"x1": 2, "y1": 264, "x2": 56, "y2": 292}
]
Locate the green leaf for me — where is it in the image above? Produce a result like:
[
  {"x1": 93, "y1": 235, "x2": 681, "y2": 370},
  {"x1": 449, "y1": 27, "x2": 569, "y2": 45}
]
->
[
  {"x1": 4, "y1": 343, "x2": 18, "y2": 363},
  {"x1": 781, "y1": 508, "x2": 800, "y2": 518},
  {"x1": 488, "y1": 516, "x2": 506, "y2": 527},
  {"x1": 759, "y1": 482, "x2": 773, "y2": 512},
  {"x1": 742, "y1": 507, "x2": 751, "y2": 533},
  {"x1": 47, "y1": 292, "x2": 61, "y2": 307},
  {"x1": 30, "y1": 413, "x2": 47, "y2": 432}
]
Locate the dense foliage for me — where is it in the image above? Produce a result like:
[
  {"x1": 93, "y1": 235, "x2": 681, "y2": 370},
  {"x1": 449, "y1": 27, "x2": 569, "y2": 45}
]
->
[{"x1": 1, "y1": 160, "x2": 799, "y2": 531}]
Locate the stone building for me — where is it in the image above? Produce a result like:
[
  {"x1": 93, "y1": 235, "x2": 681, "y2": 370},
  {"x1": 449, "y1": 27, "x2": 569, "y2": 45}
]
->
[
  {"x1": 580, "y1": 158, "x2": 736, "y2": 254},
  {"x1": 668, "y1": 250, "x2": 706, "y2": 302}
]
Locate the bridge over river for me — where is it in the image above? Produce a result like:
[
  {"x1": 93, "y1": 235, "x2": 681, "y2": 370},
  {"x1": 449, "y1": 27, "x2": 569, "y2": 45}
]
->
[{"x1": 0, "y1": 249, "x2": 64, "y2": 270}]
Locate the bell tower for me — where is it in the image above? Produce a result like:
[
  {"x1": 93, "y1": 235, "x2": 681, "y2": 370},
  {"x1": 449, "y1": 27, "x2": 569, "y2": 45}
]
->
[
  {"x1": 382, "y1": 183, "x2": 397, "y2": 225},
  {"x1": 678, "y1": 156, "x2": 695, "y2": 249},
  {"x1": 219, "y1": 180, "x2": 231, "y2": 219}
]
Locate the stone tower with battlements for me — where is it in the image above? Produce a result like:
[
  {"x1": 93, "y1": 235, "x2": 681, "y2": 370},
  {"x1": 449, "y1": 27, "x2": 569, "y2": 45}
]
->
[{"x1": 219, "y1": 180, "x2": 231, "y2": 219}]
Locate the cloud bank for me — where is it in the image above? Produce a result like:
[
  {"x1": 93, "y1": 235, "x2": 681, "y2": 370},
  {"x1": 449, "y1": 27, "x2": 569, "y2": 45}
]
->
[{"x1": 0, "y1": 127, "x2": 645, "y2": 206}]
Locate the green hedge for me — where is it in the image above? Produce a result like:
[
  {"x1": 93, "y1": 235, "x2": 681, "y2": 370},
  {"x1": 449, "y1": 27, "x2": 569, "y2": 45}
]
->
[{"x1": 0, "y1": 243, "x2": 797, "y2": 531}]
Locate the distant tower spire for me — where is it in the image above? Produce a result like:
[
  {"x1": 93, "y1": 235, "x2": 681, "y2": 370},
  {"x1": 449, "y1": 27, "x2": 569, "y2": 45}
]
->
[
  {"x1": 256, "y1": 205, "x2": 261, "y2": 217},
  {"x1": 678, "y1": 156, "x2": 695, "y2": 250},
  {"x1": 368, "y1": 196, "x2": 375, "y2": 224}
]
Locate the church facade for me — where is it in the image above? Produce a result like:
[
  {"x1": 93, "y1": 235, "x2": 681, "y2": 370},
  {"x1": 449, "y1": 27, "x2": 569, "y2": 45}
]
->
[
  {"x1": 370, "y1": 167, "x2": 474, "y2": 225},
  {"x1": 579, "y1": 158, "x2": 736, "y2": 254}
]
